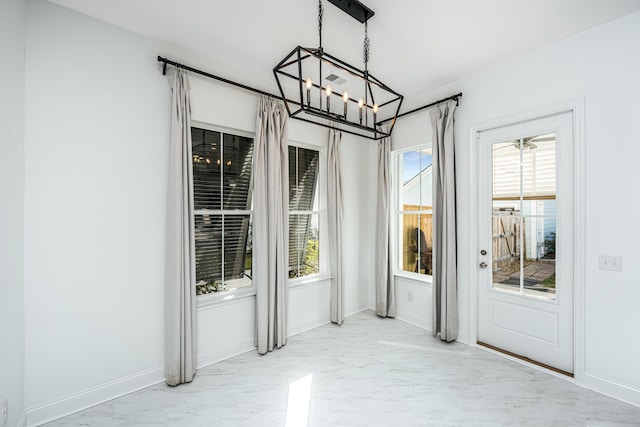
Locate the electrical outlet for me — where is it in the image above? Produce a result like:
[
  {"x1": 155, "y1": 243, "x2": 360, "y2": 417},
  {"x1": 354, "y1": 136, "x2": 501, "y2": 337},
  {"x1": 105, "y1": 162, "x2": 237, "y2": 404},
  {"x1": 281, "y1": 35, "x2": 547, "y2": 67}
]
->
[
  {"x1": 599, "y1": 255, "x2": 622, "y2": 272},
  {"x1": 2, "y1": 398, "x2": 8, "y2": 427},
  {"x1": 408, "y1": 291, "x2": 414, "y2": 302}
]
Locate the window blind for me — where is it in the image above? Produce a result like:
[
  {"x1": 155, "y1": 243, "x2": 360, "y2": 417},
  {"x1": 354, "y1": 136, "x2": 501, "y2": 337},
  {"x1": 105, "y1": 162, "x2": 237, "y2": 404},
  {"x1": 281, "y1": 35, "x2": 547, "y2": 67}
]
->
[
  {"x1": 192, "y1": 127, "x2": 254, "y2": 283},
  {"x1": 492, "y1": 139, "x2": 556, "y2": 200}
]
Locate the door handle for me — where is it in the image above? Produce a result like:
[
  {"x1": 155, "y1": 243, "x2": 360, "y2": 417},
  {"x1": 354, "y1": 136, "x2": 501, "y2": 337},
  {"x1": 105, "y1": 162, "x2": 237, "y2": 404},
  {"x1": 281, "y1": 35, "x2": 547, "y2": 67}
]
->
[{"x1": 479, "y1": 262, "x2": 488, "y2": 269}]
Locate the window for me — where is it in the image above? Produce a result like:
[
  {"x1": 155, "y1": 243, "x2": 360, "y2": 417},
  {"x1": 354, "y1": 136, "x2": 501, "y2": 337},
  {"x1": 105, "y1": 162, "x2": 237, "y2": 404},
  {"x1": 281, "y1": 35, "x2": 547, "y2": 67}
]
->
[
  {"x1": 396, "y1": 148, "x2": 433, "y2": 276},
  {"x1": 289, "y1": 145, "x2": 320, "y2": 279},
  {"x1": 192, "y1": 126, "x2": 254, "y2": 295}
]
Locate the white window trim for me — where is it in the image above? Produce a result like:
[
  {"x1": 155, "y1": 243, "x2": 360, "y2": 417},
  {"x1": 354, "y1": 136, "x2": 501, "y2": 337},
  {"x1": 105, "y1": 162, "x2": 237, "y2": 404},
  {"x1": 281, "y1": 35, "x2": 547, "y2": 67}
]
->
[
  {"x1": 392, "y1": 145, "x2": 433, "y2": 284},
  {"x1": 191, "y1": 121, "x2": 257, "y2": 302},
  {"x1": 196, "y1": 285, "x2": 256, "y2": 308},
  {"x1": 394, "y1": 269, "x2": 434, "y2": 284},
  {"x1": 288, "y1": 139, "x2": 328, "y2": 285},
  {"x1": 192, "y1": 129, "x2": 329, "y2": 305},
  {"x1": 191, "y1": 120, "x2": 255, "y2": 140},
  {"x1": 289, "y1": 274, "x2": 333, "y2": 288}
]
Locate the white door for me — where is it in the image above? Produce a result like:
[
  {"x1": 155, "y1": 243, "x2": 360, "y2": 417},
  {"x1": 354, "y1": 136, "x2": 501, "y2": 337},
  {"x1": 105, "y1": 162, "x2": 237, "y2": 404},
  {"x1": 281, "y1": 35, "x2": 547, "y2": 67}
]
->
[{"x1": 477, "y1": 111, "x2": 574, "y2": 374}]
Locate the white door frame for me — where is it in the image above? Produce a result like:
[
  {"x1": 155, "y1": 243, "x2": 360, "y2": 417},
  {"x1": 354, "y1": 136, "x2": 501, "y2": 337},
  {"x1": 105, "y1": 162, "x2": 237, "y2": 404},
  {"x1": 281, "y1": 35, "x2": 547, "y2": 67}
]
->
[{"x1": 467, "y1": 99, "x2": 586, "y2": 385}]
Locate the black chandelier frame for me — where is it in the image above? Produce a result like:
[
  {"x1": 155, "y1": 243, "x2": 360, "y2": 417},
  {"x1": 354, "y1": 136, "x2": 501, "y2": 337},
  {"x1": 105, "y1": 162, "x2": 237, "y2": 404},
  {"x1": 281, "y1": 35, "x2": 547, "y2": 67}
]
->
[
  {"x1": 273, "y1": 0, "x2": 404, "y2": 140},
  {"x1": 158, "y1": 55, "x2": 461, "y2": 141}
]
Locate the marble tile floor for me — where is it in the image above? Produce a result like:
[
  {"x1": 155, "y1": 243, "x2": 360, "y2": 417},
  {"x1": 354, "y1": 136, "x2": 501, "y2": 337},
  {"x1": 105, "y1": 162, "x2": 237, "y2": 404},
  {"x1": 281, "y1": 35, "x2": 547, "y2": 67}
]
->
[{"x1": 45, "y1": 310, "x2": 640, "y2": 426}]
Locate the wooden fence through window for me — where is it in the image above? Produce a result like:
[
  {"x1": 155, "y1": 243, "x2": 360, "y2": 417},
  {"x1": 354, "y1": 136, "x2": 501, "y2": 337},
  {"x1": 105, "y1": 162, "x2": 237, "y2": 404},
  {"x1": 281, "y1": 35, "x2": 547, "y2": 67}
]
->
[
  {"x1": 492, "y1": 208, "x2": 523, "y2": 270},
  {"x1": 402, "y1": 205, "x2": 433, "y2": 273}
]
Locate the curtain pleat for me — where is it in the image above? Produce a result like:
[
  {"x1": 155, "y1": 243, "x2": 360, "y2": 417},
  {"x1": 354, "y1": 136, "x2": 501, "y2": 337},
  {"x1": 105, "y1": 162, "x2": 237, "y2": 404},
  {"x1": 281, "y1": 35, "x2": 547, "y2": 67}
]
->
[
  {"x1": 328, "y1": 128, "x2": 344, "y2": 325},
  {"x1": 431, "y1": 100, "x2": 458, "y2": 342},
  {"x1": 375, "y1": 133, "x2": 396, "y2": 318},
  {"x1": 254, "y1": 96, "x2": 289, "y2": 354},
  {"x1": 165, "y1": 68, "x2": 197, "y2": 386}
]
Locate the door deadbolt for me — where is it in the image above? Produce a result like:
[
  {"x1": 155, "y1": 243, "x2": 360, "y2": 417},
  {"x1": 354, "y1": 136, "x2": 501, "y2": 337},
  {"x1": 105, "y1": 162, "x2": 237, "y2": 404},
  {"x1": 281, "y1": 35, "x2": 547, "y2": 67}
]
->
[
  {"x1": 480, "y1": 249, "x2": 487, "y2": 256},
  {"x1": 479, "y1": 262, "x2": 488, "y2": 269}
]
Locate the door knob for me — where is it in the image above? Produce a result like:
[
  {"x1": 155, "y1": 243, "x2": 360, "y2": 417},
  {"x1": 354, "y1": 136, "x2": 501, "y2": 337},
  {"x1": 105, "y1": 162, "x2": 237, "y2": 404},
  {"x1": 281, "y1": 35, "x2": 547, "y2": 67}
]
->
[
  {"x1": 479, "y1": 262, "x2": 487, "y2": 269},
  {"x1": 480, "y1": 249, "x2": 487, "y2": 256}
]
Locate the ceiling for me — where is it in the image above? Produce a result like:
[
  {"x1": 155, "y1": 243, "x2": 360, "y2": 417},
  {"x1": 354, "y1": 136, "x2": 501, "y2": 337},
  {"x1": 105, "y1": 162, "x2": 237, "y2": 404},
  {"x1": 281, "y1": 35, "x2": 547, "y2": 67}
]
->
[{"x1": 49, "y1": 0, "x2": 640, "y2": 103}]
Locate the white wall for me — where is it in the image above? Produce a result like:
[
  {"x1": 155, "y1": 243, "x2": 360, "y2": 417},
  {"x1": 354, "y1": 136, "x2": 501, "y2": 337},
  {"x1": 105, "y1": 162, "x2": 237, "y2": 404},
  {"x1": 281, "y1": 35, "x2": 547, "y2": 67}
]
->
[
  {"x1": 24, "y1": 1, "x2": 169, "y2": 421},
  {"x1": 0, "y1": 0, "x2": 27, "y2": 426},
  {"x1": 388, "y1": 105, "x2": 436, "y2": 332},
  {"x1": 23, "y1": 1, "x2": 374, "y2": 425},
  {"x1": 393, "y1": 11, "x2": 640, "y2": 405},
  {"x1": 340, "y1": 133, "x2": 378, "y2": 314}
]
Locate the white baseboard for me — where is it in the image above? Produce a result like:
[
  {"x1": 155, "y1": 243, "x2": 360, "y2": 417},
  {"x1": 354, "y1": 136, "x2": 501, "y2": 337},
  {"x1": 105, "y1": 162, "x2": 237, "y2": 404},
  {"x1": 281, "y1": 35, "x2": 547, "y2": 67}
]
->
[
  {"x1": 396, "y1": 313, "x2": 431, "y2": 332},
  {"x1": 27, "y1": 338, "x2": 259, "y2": 427},
  {"x1": 289, "y1": 306, "x2": 370, "y2": 336},
  {"x1": 584, "y1": 372, "x2": 640, "y2": 408},
  {"x1": 345, "y1": 304, "x2": 370, "y2": 318},
  {"x1": 395, "y1": 313, "x2": 470, "y2": 345},
  {"x1": 196, "y1": 339, "x2": 255, "y2": 370},
  {"x1": 24, "y1": 305, "x2": 374, "y2": 426},
  {"x1": 471, "y1": 343, "x2": 639, "y2": 409},
  {"x1": 288, "y1": 315, "x2": 331, "y2": 337},
  {"x1": 456, "y1": 330, "x2": 470, "y2": 345},
  {"x1": 26, "y1": 366, "x2": 165, "y2": 426}
]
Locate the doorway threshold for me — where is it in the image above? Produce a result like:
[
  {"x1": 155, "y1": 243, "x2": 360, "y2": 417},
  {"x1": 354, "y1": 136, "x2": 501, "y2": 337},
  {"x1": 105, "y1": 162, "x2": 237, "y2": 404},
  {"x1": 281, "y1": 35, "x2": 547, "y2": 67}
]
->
[{"x1": 477, "y1": 341, "x2": 573, "y2": 378}]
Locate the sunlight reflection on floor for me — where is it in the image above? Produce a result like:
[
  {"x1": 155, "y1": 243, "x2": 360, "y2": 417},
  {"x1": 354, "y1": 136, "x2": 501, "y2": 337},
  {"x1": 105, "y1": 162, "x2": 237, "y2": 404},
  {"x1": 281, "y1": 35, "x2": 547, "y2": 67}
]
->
[{"x1": 285, "y1": 373, "x2": 313, "y2": 427}]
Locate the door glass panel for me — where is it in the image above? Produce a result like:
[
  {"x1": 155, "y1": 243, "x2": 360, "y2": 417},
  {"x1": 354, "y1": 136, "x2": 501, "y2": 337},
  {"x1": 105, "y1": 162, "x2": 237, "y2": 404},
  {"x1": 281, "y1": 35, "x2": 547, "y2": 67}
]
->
[{"x1": 491, "y1": 135, "x2": 557, "y2": 300}]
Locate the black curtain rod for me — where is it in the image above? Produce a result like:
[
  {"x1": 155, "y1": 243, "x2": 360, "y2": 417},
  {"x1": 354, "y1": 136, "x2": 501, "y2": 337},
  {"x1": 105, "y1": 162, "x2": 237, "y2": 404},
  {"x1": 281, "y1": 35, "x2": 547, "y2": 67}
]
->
[
  {"x1": 157, "y1": 56, "x2": 462, "y2": 128},
  {"x1": 379, "y1": 92, "x2": 463, "y2": 125},
  {"x1": 158, "y1": 55, "x2": 285, "y2": 101}
]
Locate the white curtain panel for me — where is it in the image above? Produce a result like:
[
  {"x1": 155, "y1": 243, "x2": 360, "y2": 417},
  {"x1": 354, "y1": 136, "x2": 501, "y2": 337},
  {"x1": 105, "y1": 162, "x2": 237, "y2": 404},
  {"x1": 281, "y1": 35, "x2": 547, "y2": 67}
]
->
[
  {"x1": 375, "y1": 133, "x2": 396, "y2": 318},
  {"x1": 165, "y1": 68, "x2": 197, "y2": 386},
  {"x1": 328, "y1": 127, "x2": 344, "y2": 325},
  {"x1": 254, "y1": 96, "x2": 289, "y2": 354},
  {"x1": 431, "y1": 100, "x2": 458, "y2": 342}
]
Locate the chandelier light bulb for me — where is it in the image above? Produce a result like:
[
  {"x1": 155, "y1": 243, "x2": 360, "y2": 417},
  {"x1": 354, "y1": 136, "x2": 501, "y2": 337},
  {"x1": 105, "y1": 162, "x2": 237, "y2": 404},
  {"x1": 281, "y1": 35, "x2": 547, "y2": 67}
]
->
[
  {"x1": 343, "y1": 92, "x2": 349, "y2": 118},
  {"x1": 326, "y1": 85, "x2": 332, "y2": 113},
  {"x1": 305, "y1": 77, "x2": 312, "y2": 107},
  {"x1": 373, "y1": 103, "x2": 379, "y2": 126}
]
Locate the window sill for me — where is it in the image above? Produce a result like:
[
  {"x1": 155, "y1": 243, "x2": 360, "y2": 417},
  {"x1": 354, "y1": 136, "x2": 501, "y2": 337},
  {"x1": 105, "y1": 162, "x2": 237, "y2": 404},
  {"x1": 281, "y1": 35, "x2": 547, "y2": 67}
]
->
[
  {"x1": 394, "y1": 270, "x2": 433, "y2": 286},
  {"x1": 195, "y1": 275, "x2": 332, "y2": 309},
  {"x1": 196, "y1": 286, "x2": 256, "y2": 309},
  {"x1": 289, "y1": 274, "x2": 332, "y2": 289}
]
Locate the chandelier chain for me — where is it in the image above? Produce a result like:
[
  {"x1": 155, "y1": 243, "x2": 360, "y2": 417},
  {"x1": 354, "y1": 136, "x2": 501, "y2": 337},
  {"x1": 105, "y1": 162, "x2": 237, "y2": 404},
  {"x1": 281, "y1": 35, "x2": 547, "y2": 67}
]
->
[
  {"x1": 318, "y1": 0, "x2": 324, "y2": 47},
  {"x1": 363, "y1": 21, "x2": 370, "y2": 66}
]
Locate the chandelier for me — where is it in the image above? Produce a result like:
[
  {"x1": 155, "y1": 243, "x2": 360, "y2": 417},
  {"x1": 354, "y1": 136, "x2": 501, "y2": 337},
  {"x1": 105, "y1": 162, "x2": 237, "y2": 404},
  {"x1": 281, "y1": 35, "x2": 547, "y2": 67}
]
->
[{"x1": 273, "y1": 0, "x2": 403, "y2": 140}]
